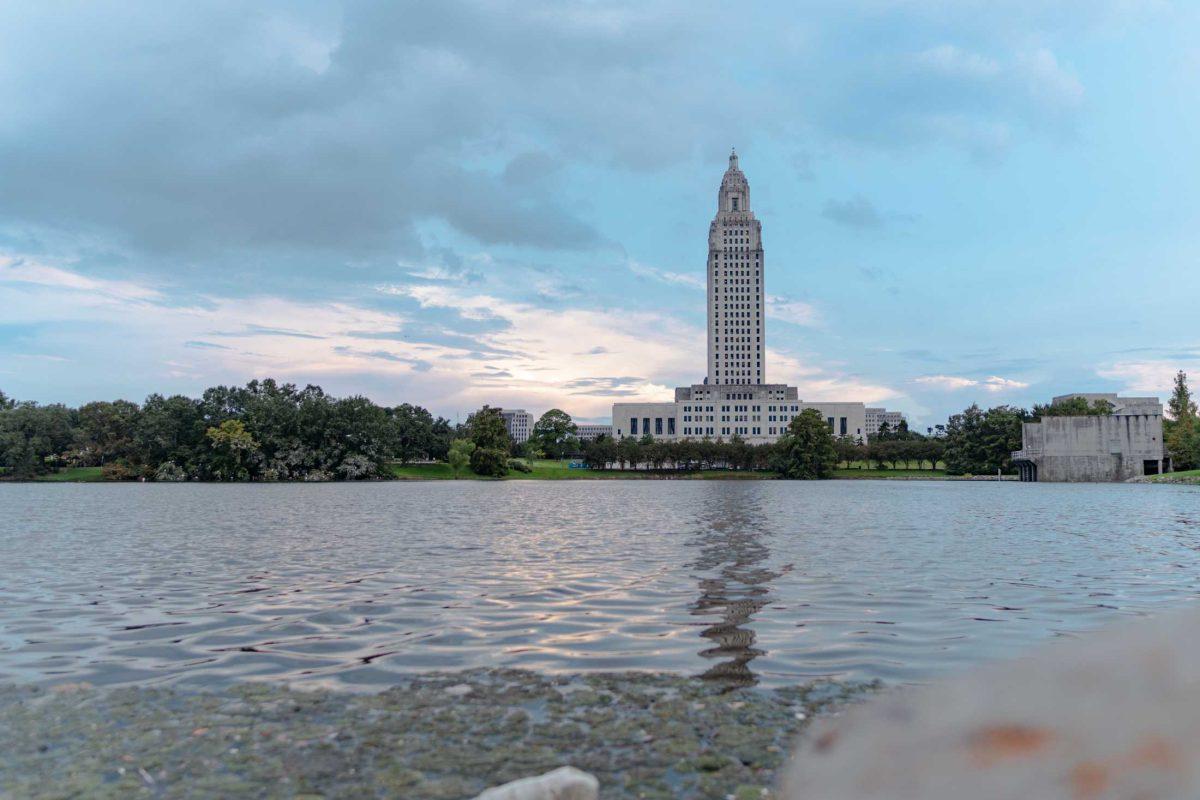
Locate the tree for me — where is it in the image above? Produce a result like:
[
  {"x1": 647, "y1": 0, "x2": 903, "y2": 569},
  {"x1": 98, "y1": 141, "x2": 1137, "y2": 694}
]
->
[
  {"x1": 463, "y1": 406, "x2": 510, "y2": 477},
  {"x1": 464, "y1": 406, "x2": 511, "y2": 452},
  {"x1": 0, "y1": 402, "x2": 76, "y2": 478},
  {"x1": 470, "y1": 445, "x2": 509, "y2": 477},
  {"x1": 531, "y1": 409, "x2": 578, "y2": 459},
  {"x1": 392, "y1": 403, "x2": 436, "y2": 464},
  {"x1": 1032, "y1": 396, "x2": 1114, "y2": 419},
  {"x1": 1165, "y1": 371, "x2": 1200, "y2": 470},
  {"x1": 447, "y1": 439, "x2": 475, "y2": 478},
  {"x1": 76, "y1": 399, "x2": 142, "y2": 467},
  {"x1": 943, "y1": 403, "x2": 1026, "y2": 475},
  {"x1": 1168, "y1": 371, "x2": 1197, "y2": 420},
  {"x1": 205, "y1": 419, "x2": 259, "y2": 481},
  {"x1": 772, "y1": 408, "x2": 837, "y2": 479}
]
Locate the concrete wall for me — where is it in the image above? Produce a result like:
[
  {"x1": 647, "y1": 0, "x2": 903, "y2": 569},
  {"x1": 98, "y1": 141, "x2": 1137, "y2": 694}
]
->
[
  {"x1": 611, "y1": 403, "x2": 680, "y2": 440},
  {"x1": 1016, "y1": 414, "x2": 1165, "y2": 482}
]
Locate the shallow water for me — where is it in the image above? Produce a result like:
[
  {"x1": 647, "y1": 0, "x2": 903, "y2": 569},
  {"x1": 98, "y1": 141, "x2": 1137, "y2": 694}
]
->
[{"x1": 1, "y1": 480, "x2": 1198, "y2": 690}]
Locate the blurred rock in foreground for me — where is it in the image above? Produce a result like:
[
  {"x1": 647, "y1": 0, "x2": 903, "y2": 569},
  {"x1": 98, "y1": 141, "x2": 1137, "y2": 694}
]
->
[{"x1": 782, "y1": 608, "x2": 1200, "y2": 799}]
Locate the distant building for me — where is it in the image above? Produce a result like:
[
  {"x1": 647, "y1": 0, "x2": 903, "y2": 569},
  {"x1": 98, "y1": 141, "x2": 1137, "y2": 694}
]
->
[
  {"x1": 865, "y1": 407, "x2": 906, "y2": 437},
  {"x1": 575, "y1": 423, "x2": 613, "y2": 441},
  {"x1": 611, "y1": 150, "x2": 867, "y2": 444},
  {"x1": 499, "y1": 409, "x2": 533, "y2": 444},
  {"x1": 1012, "y1": 394, "x2": 1169, "y2": 482}
]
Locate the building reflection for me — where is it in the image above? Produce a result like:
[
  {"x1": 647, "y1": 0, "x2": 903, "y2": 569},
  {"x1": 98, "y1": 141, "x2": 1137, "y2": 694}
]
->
[{"x1": 687, "y1": 485, "x2": 788, "y2": 687}]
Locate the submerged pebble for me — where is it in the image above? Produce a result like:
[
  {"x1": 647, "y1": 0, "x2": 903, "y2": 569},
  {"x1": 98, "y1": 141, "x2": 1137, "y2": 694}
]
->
[{"x1": 0, "y1": 669, "x2": 876, "y2": 799}]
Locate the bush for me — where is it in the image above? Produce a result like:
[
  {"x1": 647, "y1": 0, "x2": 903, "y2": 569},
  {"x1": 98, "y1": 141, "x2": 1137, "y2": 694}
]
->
[
  {"x1": 101, "y1": 462, "x2": 133, "y2": 481},
  {"x1": 153, "y1": 461, "x2": 187, "y2": 482},
  {"x1": 470, "y1": 447, "x2": 509, "y2": 477},
  {"x1": 507, "y1": 458, "x2": 533, "y2": 473}
]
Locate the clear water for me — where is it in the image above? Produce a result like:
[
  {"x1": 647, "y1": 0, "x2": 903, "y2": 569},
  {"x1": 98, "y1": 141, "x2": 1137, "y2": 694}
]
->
[{"x1": 1, "y1": 480, "x2": 1198, "y2": 690}]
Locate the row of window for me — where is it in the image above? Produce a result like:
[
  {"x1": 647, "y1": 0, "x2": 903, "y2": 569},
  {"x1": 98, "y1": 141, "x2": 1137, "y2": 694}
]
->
[{"x1": 629, "y1": 417, "x2": 677, "y2": 437}]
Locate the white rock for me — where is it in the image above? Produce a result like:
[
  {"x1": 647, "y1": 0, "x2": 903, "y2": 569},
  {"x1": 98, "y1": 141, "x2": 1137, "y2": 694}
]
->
[{"x1": 472, "y1": 766, "x2": 599, "y2": 800}]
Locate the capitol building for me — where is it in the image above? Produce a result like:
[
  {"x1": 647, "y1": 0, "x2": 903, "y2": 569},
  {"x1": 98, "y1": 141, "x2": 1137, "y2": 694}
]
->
[{"x1": 612, "y1": 151, "x2": 869, "y2": 444}]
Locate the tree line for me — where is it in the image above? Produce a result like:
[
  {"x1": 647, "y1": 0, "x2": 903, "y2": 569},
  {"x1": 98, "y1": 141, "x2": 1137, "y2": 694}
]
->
[
  {"x1": 5, "y1": 371, "x2": 1197, "y2": 480},
  {"x1": 0, "y1": 379, "x2": 456, "y2": 481}
]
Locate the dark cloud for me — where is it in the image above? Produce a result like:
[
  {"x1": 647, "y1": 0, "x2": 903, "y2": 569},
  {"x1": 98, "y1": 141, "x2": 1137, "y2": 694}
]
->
[
  {"x1": 562, "y1": 376, "x2": 645, "y2": 390},
  {"x1": 822, "y1": 196, "x2": 885, "y2": 229},
  {"x1": 210, "y1": 325, "x2": 326, "y2": 340},
  {"x1": 184, "y1": 340, "x2": 233, "y2": 350},
  {"x1": 332, "y1": 346, "x2": 431, "y2": 371}
]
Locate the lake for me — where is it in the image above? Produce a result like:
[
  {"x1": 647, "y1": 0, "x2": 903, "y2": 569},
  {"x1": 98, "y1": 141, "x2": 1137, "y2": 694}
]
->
[{"x1": 1, "y1": 480, "x2": 1198, "y2": 690}]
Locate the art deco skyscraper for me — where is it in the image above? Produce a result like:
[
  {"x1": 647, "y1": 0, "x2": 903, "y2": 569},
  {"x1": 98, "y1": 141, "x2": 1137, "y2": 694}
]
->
[{"x1": 707, "y1": 149, "x2": 765, "y2": 385}]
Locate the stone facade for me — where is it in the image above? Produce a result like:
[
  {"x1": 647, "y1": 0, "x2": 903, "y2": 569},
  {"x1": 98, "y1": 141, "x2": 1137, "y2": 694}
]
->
[
  {"x1": 574, "y1": 424, "x2": 613, "y2": 442},
  {"x1": 865, "y1": 407, "x2": 906, "y2": 437},
  {"x1": 611, "y1": 154, "x2": 870, "y2": 446},
  {"x1": 1012, "y1": 393, "x2": 1169, "y2": 482},
  {"x1": 499, "y1": 409, "x2": 533, "y2": 444},
  {"x1": 707, "y1": 150, "x2": 764, "y2": 386}
]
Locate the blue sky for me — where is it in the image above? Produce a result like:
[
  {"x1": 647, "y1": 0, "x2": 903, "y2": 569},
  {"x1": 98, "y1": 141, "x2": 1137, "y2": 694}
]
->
[{"x1": 1, "y1": 1, "x2": 1197, "y2": 427}]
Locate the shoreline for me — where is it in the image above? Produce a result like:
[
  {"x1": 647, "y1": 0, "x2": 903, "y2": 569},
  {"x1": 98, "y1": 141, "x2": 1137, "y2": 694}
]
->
[{"x1": 0, "y1": 669, "x2": 877, "y2": 800}]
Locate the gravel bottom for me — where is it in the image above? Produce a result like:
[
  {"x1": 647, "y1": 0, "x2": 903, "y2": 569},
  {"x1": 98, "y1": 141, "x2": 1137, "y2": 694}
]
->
[{"x1": 0, "y1": 669, "x2": 876, "y2": 799}]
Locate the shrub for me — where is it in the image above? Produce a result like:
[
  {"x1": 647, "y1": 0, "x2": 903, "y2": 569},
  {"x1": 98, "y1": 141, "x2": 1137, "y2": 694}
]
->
[
  {"x1": 508, "y1": 458, "x2": 533, "y2": 473},
  {"x1": 101, "y1": 462, "x2": 133, "y2": 481},
  {"x1": 153, "y1": 461, "x2": 187, "y2": 482},
  {"x1": 470, "y1": 447, "x2": 509, "y2": 477}
]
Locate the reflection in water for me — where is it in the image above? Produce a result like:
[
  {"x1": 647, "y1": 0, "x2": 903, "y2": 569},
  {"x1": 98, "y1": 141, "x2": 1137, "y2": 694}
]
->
[{"x1": 687, "y1": 485, "x2": 791, "y2": 687}]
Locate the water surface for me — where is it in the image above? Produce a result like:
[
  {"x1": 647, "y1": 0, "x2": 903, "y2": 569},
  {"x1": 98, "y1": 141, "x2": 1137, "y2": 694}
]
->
[{"x1": 2, "y1": 480, "x2": 1198, "y2": 689}]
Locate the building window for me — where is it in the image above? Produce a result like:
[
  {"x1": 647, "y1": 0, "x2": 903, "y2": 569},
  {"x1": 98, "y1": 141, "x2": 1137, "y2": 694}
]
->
[
  {"x1": 643, "y1": 418, "x2": 650, "y2": 436},
  {"x1": 668, "y1": 418, "x2": 676, "y2": 435},
  {"x1": 840, "y1": 417, "x2": 848, "y2": 436},
  {"x1": 655, "y1": 418, "x2": 663, "y2": 435},
  {"x1": 631, "y1": 418, "x2": 638, "y2": 435}
]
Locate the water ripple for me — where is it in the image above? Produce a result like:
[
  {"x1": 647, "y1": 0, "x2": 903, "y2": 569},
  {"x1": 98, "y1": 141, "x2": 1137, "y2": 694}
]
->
[{"x1": 1, "y1": 480, "x2": 1198, "y2": 689}]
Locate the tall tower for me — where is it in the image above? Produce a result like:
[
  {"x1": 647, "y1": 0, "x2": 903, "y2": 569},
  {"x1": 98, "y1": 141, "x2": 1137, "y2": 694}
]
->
[{"x1": 707, "y1": 149, "x2": 765, "y2": 386}]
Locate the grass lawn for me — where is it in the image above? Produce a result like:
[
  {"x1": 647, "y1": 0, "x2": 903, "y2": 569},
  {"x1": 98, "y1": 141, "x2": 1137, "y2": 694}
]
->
[
  {"x1": 33, "y1": 466, "x2": 105, "y2": 482},
  {"x1": 1150, "y1": 468, "x2": 1200, "y2": 484},
  {"x1": 390, "y1": 459, "x2": 778, "y2": 480}
]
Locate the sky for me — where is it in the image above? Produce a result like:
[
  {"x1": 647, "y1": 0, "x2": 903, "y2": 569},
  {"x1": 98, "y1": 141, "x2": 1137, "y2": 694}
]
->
[{"x1": 1, "y1": 1, "x2": 1198, "y2": 428}]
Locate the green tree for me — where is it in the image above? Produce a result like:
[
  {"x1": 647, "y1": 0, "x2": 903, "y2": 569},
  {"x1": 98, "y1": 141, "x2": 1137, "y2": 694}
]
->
[
  {"x1": 447, "y1": 438, "x2": 475, "y2": 478},
  {"x1": 205, "y1": 419, "x2": 259, "y2": 481},
  {"x1": 469, "y1": 446, "x2": 509, "y2": 477},
  {"x1": 1031, "y1": 396, "x2": 1114, "y2": 419},
  {"x1": 392, "y1": 403, "x2": 436, "y2": 464},
  {"x1": 0, "y1": 402, "x2": 76, "y2": 478},
  {"x1": 1168, "y1": 370, "x2": 1197, "y2": 420},
  {"x1": 772, "y1": 408, "x2": 837, "y2": 479},
  {"x1": 465, "y1": 406, "x2": 511, "y2": 451},
  {"x1": 944, "y1": 403, "x2": 1026, "y2": 475},
  {"x1": 531, "y1": 409, "x2": 578, "y2": 459},
  {"x1": 76, "y1": 399, "x2": 142, "y2": 467},
  {"x1": 1165, "y1": 371, "x2": 1200, "y2": 470}
]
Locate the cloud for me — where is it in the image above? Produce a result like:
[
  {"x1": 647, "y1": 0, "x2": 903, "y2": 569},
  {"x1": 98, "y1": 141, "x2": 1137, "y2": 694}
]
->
[
  {"x1": 628, "y1": 260, "x2": 705, "y2": 291},
  {"x1": 822, "y1": 196, "x2": 885, "y2": 229},
  {"x1": 914, "y1": 374, "x2": 1030, "y2": 392},
  {"x1": 765, "y1": 295, "x2": 821, "y2": 327},
  {"x1": 1097, "y1": 359, "x2": 1199, "y2": 395}
]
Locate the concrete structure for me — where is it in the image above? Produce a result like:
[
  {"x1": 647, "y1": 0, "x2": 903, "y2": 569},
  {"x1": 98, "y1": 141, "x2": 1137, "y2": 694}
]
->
[
  {"x1": 1011, "y1": 393, "x2": 1168, "y2": 482},
  {"x1": 499, "y1": 408, "x2": 533, "y2": 444},
  {"x1": 865, "y1": 407, "x2": 906, "y2": 437},
  {"x1": 574, "y1": 424, "x2": 613, "y2": 442},
  {"x1": 612, "y1": 151, "x2": 867, "y2": 444}
]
